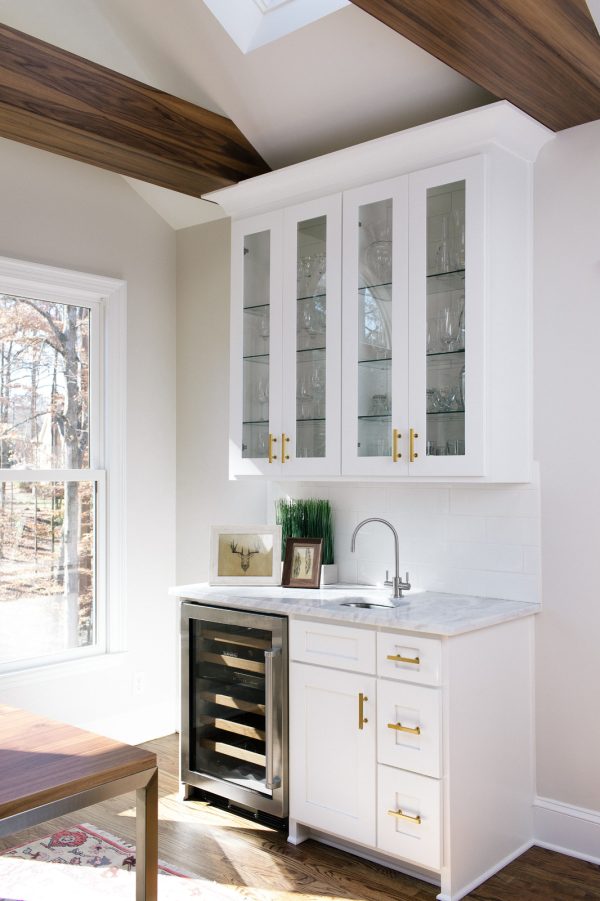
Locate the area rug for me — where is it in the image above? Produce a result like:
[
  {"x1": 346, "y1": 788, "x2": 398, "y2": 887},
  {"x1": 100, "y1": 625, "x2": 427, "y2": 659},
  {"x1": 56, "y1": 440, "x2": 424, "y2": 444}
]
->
[{"x1": 0, "y1": 823, "x2": 235, "y2": 900}]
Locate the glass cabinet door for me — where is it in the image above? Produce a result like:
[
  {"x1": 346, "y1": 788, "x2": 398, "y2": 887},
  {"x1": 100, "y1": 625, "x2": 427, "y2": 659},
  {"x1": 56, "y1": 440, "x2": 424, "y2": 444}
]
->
[
  {"x1": 408, "y1": 157, "x2": 485, "y2": 476},
  {"x1": 342, "y1": 178, "x2": 409, "y2": 475},
  {"x1": 230, "y1": 212, "x2": 283, "y2": 477},
  {"x1": 281, "y1": 196, "x2": 341, "y2": 476}
]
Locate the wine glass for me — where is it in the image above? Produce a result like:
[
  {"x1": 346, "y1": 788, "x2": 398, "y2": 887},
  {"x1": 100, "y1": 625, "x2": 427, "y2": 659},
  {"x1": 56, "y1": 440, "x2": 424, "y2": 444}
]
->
[{"x1": 257, "y1": 375, "x2": 269, "y2": 420}]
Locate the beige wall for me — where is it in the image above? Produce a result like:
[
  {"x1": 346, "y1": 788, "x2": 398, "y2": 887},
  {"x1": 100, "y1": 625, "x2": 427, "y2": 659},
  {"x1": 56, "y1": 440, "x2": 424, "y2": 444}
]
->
[
  {"x1": 176, "y1": 220, "x2": 266, "y2": 584},
  {"x1": 0, "y1": 137, "x2": 177, "y2": 743},
  {"x1": 534, "y1": 119, "x2": 600, "y2": 811}
]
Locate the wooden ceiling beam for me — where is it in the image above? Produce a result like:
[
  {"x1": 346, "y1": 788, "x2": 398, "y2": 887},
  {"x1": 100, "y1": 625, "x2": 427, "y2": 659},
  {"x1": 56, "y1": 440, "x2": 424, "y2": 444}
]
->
[
  {"x1": 0, "y1": 23, "x2": 269, "y2": 197},
  {"x1": 349, "y1": 0, "x2": 600, "y2": 132}
]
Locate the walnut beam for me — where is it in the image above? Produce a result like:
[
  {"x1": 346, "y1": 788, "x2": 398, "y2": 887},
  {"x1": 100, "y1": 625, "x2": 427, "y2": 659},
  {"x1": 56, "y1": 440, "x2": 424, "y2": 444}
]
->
[
  {"x1": 0, "y1": 23, "x2": 269, "y2": 197},
  {"x1": 349, "y1": 0, "x2": 600, "y2": 132}
]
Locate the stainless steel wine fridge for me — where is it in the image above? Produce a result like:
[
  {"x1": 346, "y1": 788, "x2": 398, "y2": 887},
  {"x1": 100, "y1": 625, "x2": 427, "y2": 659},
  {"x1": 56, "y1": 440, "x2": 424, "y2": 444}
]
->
[{"x1": 180, "y1": 602, "x2": 288, "y2": 818}]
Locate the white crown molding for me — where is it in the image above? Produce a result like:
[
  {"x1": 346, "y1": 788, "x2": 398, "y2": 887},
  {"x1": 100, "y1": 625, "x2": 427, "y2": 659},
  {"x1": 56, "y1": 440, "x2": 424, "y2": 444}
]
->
[{"x1": 205, "y1": 101, "x2": 554, "y2": 219}]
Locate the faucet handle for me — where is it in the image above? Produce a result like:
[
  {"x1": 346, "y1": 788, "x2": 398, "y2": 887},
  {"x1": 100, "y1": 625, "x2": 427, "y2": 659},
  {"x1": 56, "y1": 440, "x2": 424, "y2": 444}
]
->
[{"x1": 384, "y1": 569, "x2": 392, "y2": 587}]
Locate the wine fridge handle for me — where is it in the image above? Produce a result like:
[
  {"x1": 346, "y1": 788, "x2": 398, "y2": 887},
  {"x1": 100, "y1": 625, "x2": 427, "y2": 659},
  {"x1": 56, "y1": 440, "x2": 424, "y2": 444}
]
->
[{"x1": 265, "y1": 648, "x2": 281, "y2": 791}]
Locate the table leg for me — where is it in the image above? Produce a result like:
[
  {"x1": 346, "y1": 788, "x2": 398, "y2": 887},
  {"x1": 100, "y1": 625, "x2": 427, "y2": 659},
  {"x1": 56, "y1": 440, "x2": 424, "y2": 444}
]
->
[{"x1": 135, "y1": 767, "x2": 158, "y2": 901}]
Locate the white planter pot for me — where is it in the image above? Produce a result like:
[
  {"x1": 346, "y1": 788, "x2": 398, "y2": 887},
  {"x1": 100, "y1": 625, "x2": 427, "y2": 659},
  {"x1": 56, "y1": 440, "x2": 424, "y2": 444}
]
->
[{"x1": 320, "y1": 563, "x2": 338, "y2": 585}]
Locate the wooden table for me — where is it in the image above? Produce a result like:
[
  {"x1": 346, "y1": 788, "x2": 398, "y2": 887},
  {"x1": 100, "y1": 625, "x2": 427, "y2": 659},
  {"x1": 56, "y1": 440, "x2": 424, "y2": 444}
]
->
[{"x1": 0, "y1": 705, "x2": 158, "y2": 900}]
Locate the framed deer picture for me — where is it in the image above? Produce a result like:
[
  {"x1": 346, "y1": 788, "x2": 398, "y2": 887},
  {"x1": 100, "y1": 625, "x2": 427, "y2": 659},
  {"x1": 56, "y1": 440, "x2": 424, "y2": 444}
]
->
[{"x1": 209, "y1": 524, "x2": 282, "y2": 585}]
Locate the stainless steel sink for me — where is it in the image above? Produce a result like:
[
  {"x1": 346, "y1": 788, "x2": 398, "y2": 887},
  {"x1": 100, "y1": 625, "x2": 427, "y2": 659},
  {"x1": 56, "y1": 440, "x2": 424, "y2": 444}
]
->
[{"x1": 340, "y1": 598, "x2": 395, "y2": 609}]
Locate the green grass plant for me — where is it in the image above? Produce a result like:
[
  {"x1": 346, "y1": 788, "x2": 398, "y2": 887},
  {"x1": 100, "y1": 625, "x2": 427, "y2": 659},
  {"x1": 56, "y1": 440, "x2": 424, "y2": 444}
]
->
[{"x1": 275, "y1": 497, "x2": 334, "y2": 565}]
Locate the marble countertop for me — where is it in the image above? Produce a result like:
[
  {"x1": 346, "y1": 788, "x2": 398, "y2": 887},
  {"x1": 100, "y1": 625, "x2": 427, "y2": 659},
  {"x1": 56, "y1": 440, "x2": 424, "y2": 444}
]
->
[{"x1": 169, "y1": 583, "x2": 540, "y2": 637}]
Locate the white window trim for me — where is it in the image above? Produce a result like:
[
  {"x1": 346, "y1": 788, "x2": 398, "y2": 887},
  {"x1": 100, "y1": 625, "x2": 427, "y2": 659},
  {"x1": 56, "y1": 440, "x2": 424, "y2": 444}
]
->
[{"x1": 0, "y1": 255, "x2": 127, "y2": 671}]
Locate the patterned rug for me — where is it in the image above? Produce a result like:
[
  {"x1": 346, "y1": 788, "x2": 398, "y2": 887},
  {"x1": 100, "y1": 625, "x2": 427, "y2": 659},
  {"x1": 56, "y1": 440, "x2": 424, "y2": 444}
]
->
[{"x1": 0, "y1": 823, "x2": 233, "y2": 900}]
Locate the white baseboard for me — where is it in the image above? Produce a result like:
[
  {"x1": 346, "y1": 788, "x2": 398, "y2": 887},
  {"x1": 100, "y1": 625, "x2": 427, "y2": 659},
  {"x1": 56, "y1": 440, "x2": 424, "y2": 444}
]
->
[
  {"x1": 534, "y1": 796, "x2": 600, "y2": 865},
  {"x1": 436, "y1": 840, "x2": 533, "y2": 901}
]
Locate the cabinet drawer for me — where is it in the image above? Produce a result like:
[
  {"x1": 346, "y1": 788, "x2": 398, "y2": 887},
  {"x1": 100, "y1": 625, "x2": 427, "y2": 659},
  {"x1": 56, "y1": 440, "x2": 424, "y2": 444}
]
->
[
  {"x1": 290, "y1": 620, "x2": 376, "y2": 674},
  {"x1": 377, "y1": 680, "x2": 441, "y2": 777},
  {"x1": 377, "y1": 764, "x2": 441, "y2": 870},
  {"x1": 378, "y1": 632, "x2": 441, "y2": 685}
]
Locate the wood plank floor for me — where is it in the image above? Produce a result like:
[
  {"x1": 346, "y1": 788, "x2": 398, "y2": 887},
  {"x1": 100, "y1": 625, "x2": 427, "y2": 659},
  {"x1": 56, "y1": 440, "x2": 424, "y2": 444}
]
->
[{"x1": 0, "y1": 733, "x2": 598, "y2": 900}]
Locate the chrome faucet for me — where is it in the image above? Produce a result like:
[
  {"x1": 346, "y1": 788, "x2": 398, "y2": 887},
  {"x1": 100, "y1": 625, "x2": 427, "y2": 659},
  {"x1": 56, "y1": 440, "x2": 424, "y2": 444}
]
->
[{"x1": 350, "y1": 517, "x2": 411, "y2": 599}]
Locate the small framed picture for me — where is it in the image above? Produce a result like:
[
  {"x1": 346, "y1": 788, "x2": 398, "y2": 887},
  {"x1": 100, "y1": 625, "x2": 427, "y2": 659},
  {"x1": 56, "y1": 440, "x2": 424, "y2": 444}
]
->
[
  {"x1": 281, "y1": 538, "x2": 323, "y2": 589},
  {"x1": 209, "y1": 524, "x2": 282, "y2": 586}
]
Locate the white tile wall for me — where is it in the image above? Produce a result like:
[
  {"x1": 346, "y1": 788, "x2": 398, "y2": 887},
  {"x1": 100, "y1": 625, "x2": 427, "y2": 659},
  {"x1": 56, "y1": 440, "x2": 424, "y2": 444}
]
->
[{"x1": 272, "y1": 466, "x2": 541, "y2": 603}]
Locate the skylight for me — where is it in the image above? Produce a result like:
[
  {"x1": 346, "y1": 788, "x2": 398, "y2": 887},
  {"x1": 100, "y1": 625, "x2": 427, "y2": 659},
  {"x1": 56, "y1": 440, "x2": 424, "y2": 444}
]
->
[{"x1": 203, "y1": 0, "x2": 350, "y2": 53}]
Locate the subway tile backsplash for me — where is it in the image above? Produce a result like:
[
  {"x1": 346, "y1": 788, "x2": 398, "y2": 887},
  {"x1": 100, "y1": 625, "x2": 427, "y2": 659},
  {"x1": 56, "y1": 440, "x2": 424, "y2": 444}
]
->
[{"x1": 271, "y1": 467, "x2": 541, "y2": 604}]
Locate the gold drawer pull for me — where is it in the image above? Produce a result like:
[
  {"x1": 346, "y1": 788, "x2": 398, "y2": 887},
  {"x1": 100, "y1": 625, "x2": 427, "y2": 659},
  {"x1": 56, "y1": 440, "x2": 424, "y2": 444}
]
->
[
  {"x1": 387, "y1": 653, "x2": 420, "y2": 665},
  {"x1": 388, "y1": 722, "x2": 421, "y2": 735},
  {"x1": 392, "y1": 428, "x2": 401, "y2": 462},
  {"x1": 281, "y1": 432, "x2": 290, "y2": 462},
  {"x1": 409, "y1": 427, "x2": 419, "y2": 462},
  {"x1": 388, "y1": 808, "x2": 421, "y2": 825},
  {"x1": 268, "y1": 433, "x2": 277, "y2": 463},
  {"x1": 358, "y1": 692, "x2": 368, "y2": 730}
]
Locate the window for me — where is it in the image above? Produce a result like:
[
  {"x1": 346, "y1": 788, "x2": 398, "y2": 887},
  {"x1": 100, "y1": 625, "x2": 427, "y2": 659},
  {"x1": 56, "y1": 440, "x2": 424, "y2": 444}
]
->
[{"x1": 0, "y1": 258, "x2": 125, "y2": 672}]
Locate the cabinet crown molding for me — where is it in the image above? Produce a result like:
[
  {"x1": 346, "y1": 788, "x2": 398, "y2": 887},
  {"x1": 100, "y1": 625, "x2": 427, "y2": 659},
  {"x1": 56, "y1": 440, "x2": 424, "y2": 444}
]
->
[{"x1": 205, "y1": 101, "x2": 553, "y2": 218}]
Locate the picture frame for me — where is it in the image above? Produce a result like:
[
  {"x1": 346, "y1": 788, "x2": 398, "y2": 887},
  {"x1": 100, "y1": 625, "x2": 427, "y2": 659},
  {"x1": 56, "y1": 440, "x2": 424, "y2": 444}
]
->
[
  {"x1": 281, "y1": 537, "x2": 323, "y2": 589},
  {"x1": 209, "y1": 524, "x2": 282, "y2": 586}
]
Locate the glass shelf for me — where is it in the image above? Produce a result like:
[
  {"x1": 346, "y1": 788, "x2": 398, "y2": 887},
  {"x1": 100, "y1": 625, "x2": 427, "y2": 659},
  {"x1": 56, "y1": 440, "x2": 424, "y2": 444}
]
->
[
  {"x1": 358, "y1": 414, "x2": 391, "y2": 422},
  {"x1": 358, "y1": 281, "x2": 392, "y2": 294},
  {"x1": 297, "y1": 346, "x2": 326, "y2": 355},
  {"x1": 297, "y1": 292, "x2": 326, "y2": 303},
  {"x1": 297, "y1": 417, "x2": 326, "y2": 424},
  {"x1": 244, "y1": 303, "x2": 269, "y2": 313},
  {"x1": 243, "y1": 419, "x2": 269, "y2": 426},
  {"x1": 427, "y1": 409, "x2": 465, "y2": 416},
  {"x1": 427, "y1": 267, "x2": 465, "y2": 280},
  {"x1": 426, "y1": 270, "x2": 465, "y2": 295},
  {"x1": 426, "y1": 348, "x2": 465, "y2": 359},
  {"x1": 243, "y1": 353, "x2": 270, "y2": 362},
  {"x1": 358, "y1": 356, "x2": 391, "y2": 368}
]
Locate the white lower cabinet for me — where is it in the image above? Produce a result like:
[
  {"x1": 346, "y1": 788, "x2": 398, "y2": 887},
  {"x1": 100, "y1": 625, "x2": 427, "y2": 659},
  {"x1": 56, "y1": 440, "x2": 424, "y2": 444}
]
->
[
  {"x1": 289, "y1": 617, "x2": 535, "y2": 901},
  {"x1": 289, "y1": 662, "x2": 376, "y2": 845}
]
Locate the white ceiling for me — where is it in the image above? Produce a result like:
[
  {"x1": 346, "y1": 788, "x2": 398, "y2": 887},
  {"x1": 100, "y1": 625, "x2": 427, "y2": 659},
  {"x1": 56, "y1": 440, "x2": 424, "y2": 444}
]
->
[{"x1": 0, "y1": 0, "x2": 495, "y2": 228}]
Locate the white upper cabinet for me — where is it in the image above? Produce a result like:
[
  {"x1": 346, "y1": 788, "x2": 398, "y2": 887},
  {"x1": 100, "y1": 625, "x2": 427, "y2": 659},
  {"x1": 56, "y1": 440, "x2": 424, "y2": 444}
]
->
[{"x1": 216, "y1": 103, "x2": 553, "y2": 482}]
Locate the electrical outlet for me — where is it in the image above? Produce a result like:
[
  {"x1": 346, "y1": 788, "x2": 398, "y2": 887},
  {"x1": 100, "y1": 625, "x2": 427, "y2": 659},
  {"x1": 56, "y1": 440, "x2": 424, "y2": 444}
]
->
[{"x1": 133, "y1": 672, "x2": 145, "y2": 695}]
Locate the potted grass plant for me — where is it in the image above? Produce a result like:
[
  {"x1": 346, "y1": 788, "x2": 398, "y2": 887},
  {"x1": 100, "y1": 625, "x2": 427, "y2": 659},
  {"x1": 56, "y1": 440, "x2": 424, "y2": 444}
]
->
[{"x1": 275, "y1": 497, "x2": 337, "y2": 584}]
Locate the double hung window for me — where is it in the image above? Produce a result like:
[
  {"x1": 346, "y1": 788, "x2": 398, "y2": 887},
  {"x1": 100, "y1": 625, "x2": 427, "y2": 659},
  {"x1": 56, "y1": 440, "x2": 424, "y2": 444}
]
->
[{"x1": 0, "y1": 258, "x2": 125, "y2": 671}]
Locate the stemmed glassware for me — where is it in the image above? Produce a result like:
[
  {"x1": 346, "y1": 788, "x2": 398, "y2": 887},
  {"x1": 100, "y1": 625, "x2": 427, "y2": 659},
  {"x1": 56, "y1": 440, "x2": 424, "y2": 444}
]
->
[{"x1": 257, "y1": 374, "x2": 269, "y2": 421}]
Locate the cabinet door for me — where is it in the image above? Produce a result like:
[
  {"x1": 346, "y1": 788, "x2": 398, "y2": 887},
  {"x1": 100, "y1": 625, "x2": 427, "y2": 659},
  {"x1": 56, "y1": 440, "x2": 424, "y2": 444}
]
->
[
  {"x1": 281, "y1": 196, "x2": 342, "y2": 475},
  {"x1": 230, "y1": 212, "x2": 284, "y2": 477},
  {"x1": 408, "y1": 156, "x2": 485, "y2": 476},
  {"x1": 342, "y1": 177, "x2": 410, "y2": 475},
  {"x1": 290, "y1": 662, "x2": 376, "y2": 845}
]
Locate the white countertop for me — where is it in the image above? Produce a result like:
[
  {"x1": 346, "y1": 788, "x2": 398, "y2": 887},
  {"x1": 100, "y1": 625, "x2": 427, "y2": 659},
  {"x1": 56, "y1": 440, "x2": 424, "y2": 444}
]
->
[{"x1": 169, "y1": 583, "x2": 540, "y2": 637}]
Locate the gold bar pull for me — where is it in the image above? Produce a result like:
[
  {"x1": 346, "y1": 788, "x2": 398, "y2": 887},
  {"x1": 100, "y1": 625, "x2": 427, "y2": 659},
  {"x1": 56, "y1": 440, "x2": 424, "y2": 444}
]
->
[
  {"x1": 392, "y1": 428, "x2": 401, "y2": 462},
  {"x1": 268, "y1": 433, "x2": 278, "y2": 464},
  {"x1": 358, "y1": 693, "x2": 368, "y2": 730},
  {"x1": 409, "y1": 428, "x2": 419, "y2": 462},
  {"x1": 388, "y1": 722, "x2": 421, "y2": 735},
  {"x1": 387, "y1": 653, "x2": 420, "y2": 665},
  {"x1": 281, "y1": 433, "x2": 290, "y2": 463},
  {"x1": 388, "y1": 808, "x2": 422, "y2": 825}
]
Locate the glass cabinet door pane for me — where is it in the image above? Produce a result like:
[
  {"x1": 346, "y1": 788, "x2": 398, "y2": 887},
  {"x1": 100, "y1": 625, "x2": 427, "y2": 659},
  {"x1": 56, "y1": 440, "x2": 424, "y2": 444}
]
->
[
  {"x1": 425, "y1": 181, "x2": 465, "y2": 458},
  {"x1": 296, "y1": 216, "x2": 327, "y2": 458},
  {"x1": 357, "y1": 198, "x2": 393, "y2": 457},
  {"x1": 242, "y1": 230, "x2": 270, "y2": 458}
]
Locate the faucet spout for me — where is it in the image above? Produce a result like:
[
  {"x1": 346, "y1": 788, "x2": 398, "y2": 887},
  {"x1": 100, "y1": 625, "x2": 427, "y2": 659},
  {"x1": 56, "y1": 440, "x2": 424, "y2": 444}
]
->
[{"x1": 350, "y1": 517, "x2": 410, "y2": 599}]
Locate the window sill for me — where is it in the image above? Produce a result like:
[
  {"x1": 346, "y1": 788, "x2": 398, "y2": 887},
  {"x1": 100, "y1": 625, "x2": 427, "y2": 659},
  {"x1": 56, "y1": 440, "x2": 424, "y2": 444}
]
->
[{"x1": 0, "y1": 651, "x2": 129, "y2": 689}]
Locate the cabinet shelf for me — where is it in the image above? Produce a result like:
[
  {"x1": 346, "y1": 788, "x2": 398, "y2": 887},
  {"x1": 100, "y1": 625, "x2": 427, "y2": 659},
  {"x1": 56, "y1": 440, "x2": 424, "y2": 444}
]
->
[
  {"x1": 358, "y1": 414, "x2": 391, "y2": 422},
  {"x1": 297, "y1": 346, "x2": 326, "y2": 355},
  {"x1": 358, "y1": 282, "x2": 392, "y2": 294},
  {"x1": 297, "y1": 417, "x2": 326, "y2": 424},
  {"x1": 427, "y1": 409, "x2": 465, "y2": 416},
  {"x1": 298, "y1": 292, "x2": 326, "y2": 303},
  {"x1": 243, "y1": 303, "x2": 269, "y2": 314},
  {"x1": 358, "y1": 356, "x2": 391, "y2": 368},
  {"x1": 243, "y1": 419, "x2": 269, "y2": 426},
  {"x1": 426, "y1": 348, "x2": 464, "y2": 359},
  {"x1": 243, "y1": 353, "x2": 269, "y2": 362}
]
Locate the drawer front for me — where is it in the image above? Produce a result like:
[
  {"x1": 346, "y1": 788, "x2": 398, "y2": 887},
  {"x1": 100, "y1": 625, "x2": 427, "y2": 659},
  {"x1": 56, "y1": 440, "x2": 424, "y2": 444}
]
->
[
  {"x1": 377, "y1": 680, "x2": 441, "y2": 777},
  {"x1": 290, "y1": 620, "x2": 376, "y2": 674},
  {"x1": 378, "y1": 632, "x2": 442, "y2": 685},
  {"x1": 377, "y1": 764, "x2": 441, "y2": 870}
]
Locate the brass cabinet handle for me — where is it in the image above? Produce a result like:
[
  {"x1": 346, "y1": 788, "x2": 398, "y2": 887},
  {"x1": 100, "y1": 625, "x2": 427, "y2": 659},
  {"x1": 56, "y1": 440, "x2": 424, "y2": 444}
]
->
[
  {"x1": 268, "y1": 433, "x2": 278, "y2": 463},
  {"x1": 281, "y1": 433, "x2": 290, "y2": 463},
  {"x1": 388, "y1": 808, "x2": 422, "y2": 825},
  {"x1": 409, "y1": 428, "x2": 419, "y2": 462},
  {"x1": 388, "y1": 722, "x2": 421, "y2": 735},
  {"x1": 358, "y1": 692, "x2": 368, "y2": 730},
  {"x1": 387, "y1": 653, "x2": 420, "y2": 665},
  {"x1": 392, "y1": 428, "x2": 401, "y2": 462}
]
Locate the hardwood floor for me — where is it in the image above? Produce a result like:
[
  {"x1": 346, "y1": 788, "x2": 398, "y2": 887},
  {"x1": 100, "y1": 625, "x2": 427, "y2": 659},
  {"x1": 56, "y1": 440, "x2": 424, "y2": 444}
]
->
[{"x1": 1, "y1": 733, "x2": 598, "y2": 900}]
